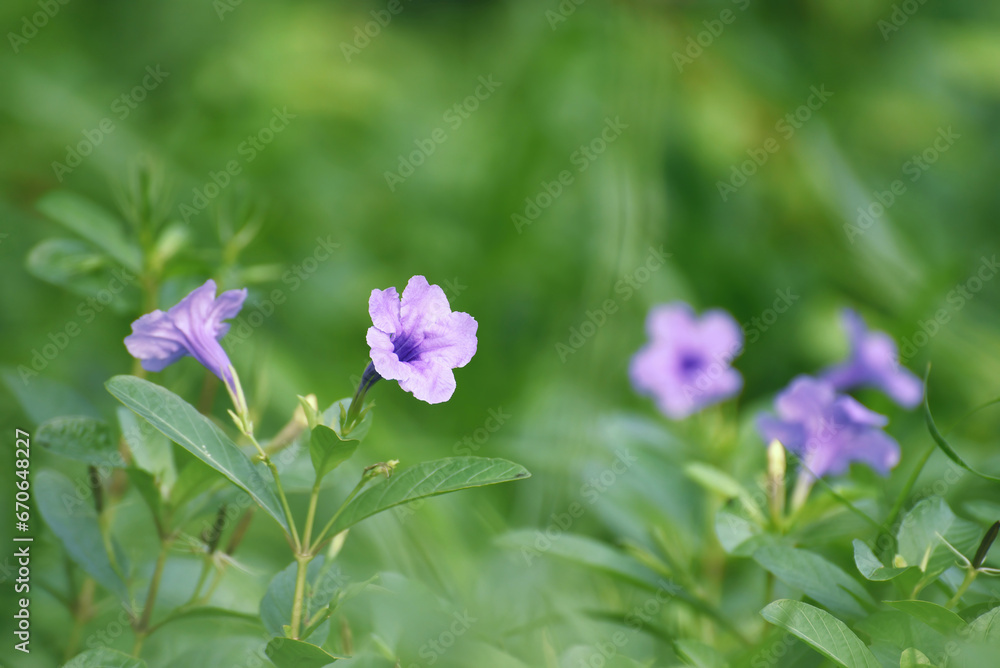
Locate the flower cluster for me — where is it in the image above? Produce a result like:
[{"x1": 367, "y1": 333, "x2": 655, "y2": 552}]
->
[
  {"x1": 757, "y1": 309, "x2": 921, "y2": 478},
  {"x1": 125, "y1": 275, "x2": 477, "y2": 419},
  {"x1": 630, "y1": 303, "x2": 921, "y2": 480}
]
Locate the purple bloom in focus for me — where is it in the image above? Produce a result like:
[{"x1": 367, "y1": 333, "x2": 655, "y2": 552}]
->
[
  {"x1": 125, "y1": 280, "x2": 247, "y2": 387},
  {"x1": 757, "y1": 376, "x2": 900, "y2": 478},
  {"x1": 630, "y1": 303, "x2": 743, "y2": 419},
  {"x1": 821, "y1": 308, "x2": 923, "y2": 408},
  {"x1": 366, "y1": 275, "x2": 478, "y2": 404}
]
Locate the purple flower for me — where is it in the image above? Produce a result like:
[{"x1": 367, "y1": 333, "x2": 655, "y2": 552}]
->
[
  {"x1": 125, "y1": 280, "x2": 247, "y2": 387},
  {"x1": 757, "y1": 376, "x2": 900, "y2": 478},
  {"x1": 366, "y1": 275, "x2": 478, "y2": 404},
  {"x1": 821, "y1": 308, "x2": 923, "y2": 409},
  {"x1": 630, "y1": 303, "x2": 743, "y2": 419}
]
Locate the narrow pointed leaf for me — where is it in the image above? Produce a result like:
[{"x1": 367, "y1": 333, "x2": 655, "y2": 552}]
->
[
  {"x1": 924, "y1": 375, "x2": 1000, "y2": 482},
  {"x1": 885, "y1": 600, "x2": 966, "y2": 636},
  {"x1": 37, "y1": 190, "x2": 142, "y2": 272},
  {"x1": 329, "y1": 457, "x2": 529, "y2": 534},
  {"x1": 106, "y1": 375, "x2": 288, "y2": 532},
  {"x1": 753, "y1": 545, "x2": 875, "y2": 618},
  {"x1": 760, "y1": 599, "x2": 880, "y2": 668}
]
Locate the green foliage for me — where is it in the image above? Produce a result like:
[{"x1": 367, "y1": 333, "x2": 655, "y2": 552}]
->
[
  {"x1": 36, "y1": 415, "x2": 120, "y2": 466},
  {"x1": 6, "y1": 0, "x2": 1000, "y2": 664},
  {"x1": 308, "y1": 424, "x2": 358, "y2": 484},
  {"x1": 329, "y1": 456, "x2": 530, "y2": 534},
  {"x1": 37, "y1": 190, "x2": 142, "y2": 272},
  {"x1": 265, "y1": 638, "x2": 345, "y2": 667},
  {"x1": 62, "y1": 648, "x2": 147, "y2": 668},
  {"x1": 34, "y1": 470, "x2": 130, "y2": 602},
  {"x1": 106, "y1": 374, "x2": 290, "y2": 532},
  {"x1": 760, "y1": 600, "x2": 880, "y2": 668},
  {"x1": 753, "y1": 545, "x2": 875, "y2": 618}
]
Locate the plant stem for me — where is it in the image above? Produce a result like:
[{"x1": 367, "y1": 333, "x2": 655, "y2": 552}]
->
[
  {"x1": 246, "y1": 432, "x2": 301, "y2": 550},
  {"x1": 289, "y1": 555, "x2": 311, "y2": 638},
  {"x1": 312, "y1": 478, "x2": 369, "y2": 551},
  {"x1": 138, "y1": 540, "x2": 170, "y2": 632},
  {"x1": 133, "y1": 537, "x2": 171, "y2": 657},
  {"x1": 183, "y1": 558, "x2": 213, "y2": 608},
  {"x1": 945, "y1": 569, "x2": 977, "y2": 609},
  {"x1": 303, "y1": 484, "x2": 321, "y2": 553},
  {"x1": 64, "y1": 578, "x2": 96, "y2": 661}
]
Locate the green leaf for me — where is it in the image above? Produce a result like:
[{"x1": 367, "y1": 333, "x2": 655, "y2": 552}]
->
[
  {"x1": 924, "y1": 376, "x2": 1000, "y2": 482},
  {"x1": 261, "y1": 557, "x2": 344, "y2": 646},
  {"x1": 753, "y1": 545, "x2": 875, "y2": 618},
  {"x1": 106, "y1": 375, "x2": 289, "y2": 532},
  {"x1": 498, "y1": 530, "x2": 746, "y2": 642},
  {"x1": 37, "y1": 190, "x2": 142, "y2": 272},
  {"x1": 63, "y1": 647, "x2": 147, "y2": 668},
  {"x1": 168, "y1": 459, "x2": 225, "y2": 515},
  {"x1": 853, "y1": 539, "x2": 911, "y2": 581},
  {"x1": 499, "y1": 530, "x2": 662, "y2": 590},
  {"x1": 36, "y1": 416, "x2": 122, "y2": 466},
  {"x1": 896, "y1": 497, "x2": 954, "y2": 570},
  {"x1": 967, "y1": 606, "x2": 1000, "y2": 643},
  {"x1": 760, "y1": 599, "x2": 880, "y2": 668},
  {"x1": 26, "y1": 238, "x2": 112, "y2": 294},
  {"x1": 308, "y1": 425, "x2": 358, "y2": 483},
  {"x1": 886, "y1": 600, "x2": 966, "y2": 636},
  {"x1": 265, "y1": 637, "x2": 345, "y2": 667},
  {"x1": 716, "y1": 508, "x2": 765, "y2": 556},
  {"x1": 118, "y1": 407, "x2": 176, "y2": 494},
  {"x1": 684, "y1": 462, "x2": 765, "y2": 524},
  {"x1": 1, "y1": 368, "x2": 99, "y2": 424},
  {"x1": 328, "y1": 456, "x2": 530, "y2": 534},
  {"x1": 899, "y1": 648, "x2": 937, "y2": 667},
  {"x1": 149, "y1": 606, "x2": 262, "y2": 633},
  {"x1": 323, "y1": 397, "x2": 372, "y2": 441},
  {"x1": 35, "y1": 470, "x2": 129, "y2": 601}
]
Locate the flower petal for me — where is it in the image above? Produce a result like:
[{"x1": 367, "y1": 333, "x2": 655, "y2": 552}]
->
[
  {"x1": 399, "y1": 275, "x2": 453, "y2": 335},
  {"x1": 396, "y1": 358, "x2": 457, "y2": 404},
  {"x1": 123, "y1": 279, "x2": 244, "y2": 383},
  {"x1": 124, "y1": 311, "x2": 189, "y2": 371},
  {"x1": 369, "y1": 286, "x2": 401, "y2": 335}
]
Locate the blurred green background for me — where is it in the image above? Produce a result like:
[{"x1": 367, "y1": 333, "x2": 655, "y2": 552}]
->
[{"x1": 2, "y1": 0, "x2": 1000, "y2": 666}]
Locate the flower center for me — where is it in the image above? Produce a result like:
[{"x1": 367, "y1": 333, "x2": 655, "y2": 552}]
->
[
  {"x1": 392, "y1": 331, "x2": 423, "y2": 363},
  {"x1": 678, "y1": 351, "x2": 704, "y2": 376}
]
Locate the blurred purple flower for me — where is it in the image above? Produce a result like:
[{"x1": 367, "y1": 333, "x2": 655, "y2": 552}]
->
[
  {"x1": 630, "y1": 302, "x2": 743, "y2": 419},
  {"x1": 821, "y1": 308, "x2": 923, "y2": 408},
  {"x1": 125, "y1": 279, "x2": 246, "y2": 387},
  {"x1": 366, "y1": 275, "x2": 478, "y2": 404},
  {"x1": 757, "y1": 375, "x2": 900, "y2": 478}
]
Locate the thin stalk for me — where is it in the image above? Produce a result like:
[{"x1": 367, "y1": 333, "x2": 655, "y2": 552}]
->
[
  {"x1": 183, "y1": 558, "x2": 213, "y2": 608},
  {"x1": 945, "y1": 569, "x2": 977, "y2": 609},
  {"x1": 312, "y1": 478, "x2": 369, "y2": 551},
  {"x1": 289, "y1": 556, "x2": 311, "y2": 638},
  {"x1": 64, "y1": 578, "x2": 96, "y2": 661},
  {"x1": 137, "y1": 540, "x2": 170, "y2": 631},
  {"x1": 303, "y1": 484, "x2": 321, "y2": 553},
  {"x1": 247, "y1": 432, "x2": 301, "y2": 550}
]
